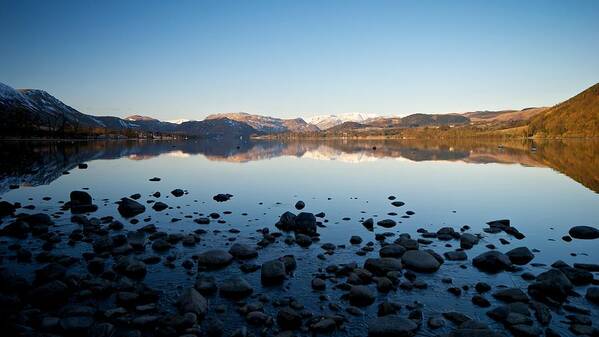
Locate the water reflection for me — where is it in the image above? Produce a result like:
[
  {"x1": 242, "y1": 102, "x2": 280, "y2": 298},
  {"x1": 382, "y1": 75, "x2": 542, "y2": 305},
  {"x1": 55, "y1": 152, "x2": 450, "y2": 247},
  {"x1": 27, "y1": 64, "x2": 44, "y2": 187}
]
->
[{"x1": 1, "y1": 138, "x2": 598, "y2": 193}]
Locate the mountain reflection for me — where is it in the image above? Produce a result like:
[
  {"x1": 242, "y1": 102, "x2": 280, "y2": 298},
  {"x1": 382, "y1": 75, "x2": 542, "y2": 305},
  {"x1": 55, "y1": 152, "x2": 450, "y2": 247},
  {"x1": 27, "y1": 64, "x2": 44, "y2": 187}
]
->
[{"x1": 0, "y1": 138, "x2": 597, "y2": 193}]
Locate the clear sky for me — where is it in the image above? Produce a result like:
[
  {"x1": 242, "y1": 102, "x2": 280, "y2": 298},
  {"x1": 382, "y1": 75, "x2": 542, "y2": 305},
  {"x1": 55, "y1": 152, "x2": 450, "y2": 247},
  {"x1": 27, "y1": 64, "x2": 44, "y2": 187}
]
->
[{"x1": 1, "y1": 0, "x2": 598, "y2": 120}]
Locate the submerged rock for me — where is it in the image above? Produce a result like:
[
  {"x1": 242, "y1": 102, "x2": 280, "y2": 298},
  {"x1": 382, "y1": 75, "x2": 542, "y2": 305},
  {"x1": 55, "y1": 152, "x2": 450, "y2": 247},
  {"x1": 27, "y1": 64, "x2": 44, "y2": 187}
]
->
[
  {"x1": 219, "y1": 276, "x2": 253, "y2": 299},
  {"x1": 229, "y1": 243, "x2": 258, "y2": 259},
  {"x1": 368, "y1": 315, "x2": 418, "y2": 337}
]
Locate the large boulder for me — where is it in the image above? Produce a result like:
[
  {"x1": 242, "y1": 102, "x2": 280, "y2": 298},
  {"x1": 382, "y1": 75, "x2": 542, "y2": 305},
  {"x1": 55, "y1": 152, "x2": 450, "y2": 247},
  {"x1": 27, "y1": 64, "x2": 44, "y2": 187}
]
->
[
  {"x1": 528, "y1": 269, "x2": 572, "y2": 302},
  {"x1": 368, "y1": 315, "x2": 418, "y2": 337},
  {"x1": 472, "y1": 251, "x2": 512, "y2": 273},
  {"x1": 568, "y1": 226, "x2": 599, "y2": 240},
  {"x1": 117, "y1": 198, "x2": 145, "y2": 217},
  {"x1": 402, "y1": 250, "x2": 441, "y2": 273},
  {"x1": 197, "y1": 249, "x2": 233, "y2": 269}
]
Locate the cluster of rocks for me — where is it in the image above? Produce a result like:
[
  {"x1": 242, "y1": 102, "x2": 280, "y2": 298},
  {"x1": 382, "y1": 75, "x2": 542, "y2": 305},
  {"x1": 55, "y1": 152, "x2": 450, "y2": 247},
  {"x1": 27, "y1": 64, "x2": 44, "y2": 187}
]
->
[{"x1": 0, "y1": 192, "x2": 598, "y2": 337}]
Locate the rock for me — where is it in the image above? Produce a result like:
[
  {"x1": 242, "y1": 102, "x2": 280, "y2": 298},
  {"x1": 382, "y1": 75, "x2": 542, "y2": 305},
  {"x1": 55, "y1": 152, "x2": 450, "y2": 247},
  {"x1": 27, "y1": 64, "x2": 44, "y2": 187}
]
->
[
  {"x1": 294, "y1": 212, "x2": 317, "y2": 234},
  {"x1": 528, "y1": 269, "x2": 572, "y2": 302},
  {"x1": 377, "y1": 219, "x2": 397, "y2": 228},
  {"x1": 171, "y1": 189, "x2": 184, "y2": 197},
  {"x1": 401, "y1": 250, "x2": 441, "y2": 273},
  {"x1": 312, "y1": 277, "x2": 326, "y2": 290},
  {"x1": 349, "y1": 285, "x2": 375, "y2": 306},
  {"x1": 261, "y1": 260, "x2": 286, "y2": 285},
  {"x1": 506, "y1": 247, "x2": 535, "y2": 265},
  {"x1": 350, "y1": 236, "x2": 363, "y2": 244},
  {"x1": 379, "y1": 244, "x2": 406, "y2": 258},
  {"x1": 368, "y1": 315, "x2": 418, "y2": 337},
  {"x1": 311, "y1": 318, "x2": 337, "y2": 334},
  {"x1": 460, "y1": 233, "x2": 479, "y2": 249},
  {"x1": 364, "y1": 258, "x2": 402, "y2": 276},
  {"x1": 559, "y1": 265, "x2": 593, "y2": 285},
  {"x1": 117, "y1": 198, "x2": 145, "y2": 217},
  {"x1": 294, "y1": 201, "x2": 305, "y2": 210},
  {"x1": 471, "y1": 295, "x2": 491, "y2": 307},
  {"x1": 127, "y1": 231, "x2": 146, "y2": 250},
  {"x1": 152, "y1": 202, "x2": 168, "y2": 211},
  {"x1": 197, "y1": 249, "x2": 233, "y2": 269},
  {"x1": 151, "y1": 239, "x2": 171, "y2": 251},
  {"x1": 391, "y1": 201, "x2": 405, "y2": 207},
  {"x1": 472, "y1": 251, "x2": 512, "y2": 273},
  {"x1": 29, "y1": 280, "x2": 69, "y2": 308},
  {"x1": 88, "y1": 322, "x2": 115, "y2": 337},
  {"x1": 444, "y1": 250, "x2": 467, "y2": 261},
  {"x1": 442, "y1": 312, "x2": 472, "y2": 325},
  {"x1": 190, "y1": 275, "x2": 216, "y2": 296},
  {"x1": 0, "y1": 201, "x2": 16, "y2": 216},
  {"x1": 295, "y1": 233, "x2": 312, "y2": 247},
  {"x1": 60, "y1": 315, "x2": 95, "y2": 333},
  {"x1": 0, "y1": 220, "x2": 30, "y2": 238},
  {"x1": 447, "y1": 320, "x2": 503, "y2": 337},
  {"x1": 229, "y1": 243, "x2": 258, "y2": 259},
  {"x1": 568, "y1": 226, "x2": 599, "y2": 239},
  {"x1": 509, "y1": 324, "x2": 542, "y2": 337},
  {"x1": 177, "y1": 288, "x2": 207, "y2": 317},
  {"x1": 585, "y1": 287, "x2": 599, "y2": 303},
  {"x1": 213, "y1": 193, "x2": 233, "y2": 202},
  {"x1": 492, "y1": 288, "x2": 529, "y2": 303},
  {"x1": 69, "y1": 191, "x2": 97, "y2": 213},
  {"x1": 362, "y1": 218, "x2": 374, "y2": 231},
  {"x1": 532, "y1": 301, "x2": 551, "y2": 325},
  {"x1": 219, "y1": 277, "x2": 253, "y2": 299},
  {"x1": 277, "y1": 307, "x2": 302, "y2": 330}
]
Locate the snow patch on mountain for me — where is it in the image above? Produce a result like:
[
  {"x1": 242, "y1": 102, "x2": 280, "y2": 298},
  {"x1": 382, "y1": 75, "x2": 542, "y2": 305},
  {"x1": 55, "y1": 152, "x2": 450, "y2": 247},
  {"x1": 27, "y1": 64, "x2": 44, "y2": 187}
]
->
[
  {"x1": 306, "y1": 113, "x2": 379, "y2": 130},
  {"x1": 166, "y1": 118, "x2": 190, "y2": 124}
]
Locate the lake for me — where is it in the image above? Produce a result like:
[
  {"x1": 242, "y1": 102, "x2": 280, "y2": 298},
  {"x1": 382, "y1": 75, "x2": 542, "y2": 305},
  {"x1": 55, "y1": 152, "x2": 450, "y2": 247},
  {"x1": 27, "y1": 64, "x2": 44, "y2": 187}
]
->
[{"x1": 0, "y1": 138, "x2": 598, "y2": 336}]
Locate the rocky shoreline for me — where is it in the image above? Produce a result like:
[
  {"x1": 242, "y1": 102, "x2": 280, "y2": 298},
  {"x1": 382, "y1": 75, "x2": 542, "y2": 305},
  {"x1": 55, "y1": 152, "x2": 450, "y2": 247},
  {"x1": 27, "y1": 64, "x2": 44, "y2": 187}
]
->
[{"x1": 0, "y1": 188, "x2": 598, "y2": 337}]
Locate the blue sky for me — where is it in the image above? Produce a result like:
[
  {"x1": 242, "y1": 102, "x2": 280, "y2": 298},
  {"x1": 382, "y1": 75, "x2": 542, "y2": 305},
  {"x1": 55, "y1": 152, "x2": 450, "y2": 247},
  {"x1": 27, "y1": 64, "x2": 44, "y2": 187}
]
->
[{"x1": 1, "y1": 0, "x2": 598, "y2": 120}]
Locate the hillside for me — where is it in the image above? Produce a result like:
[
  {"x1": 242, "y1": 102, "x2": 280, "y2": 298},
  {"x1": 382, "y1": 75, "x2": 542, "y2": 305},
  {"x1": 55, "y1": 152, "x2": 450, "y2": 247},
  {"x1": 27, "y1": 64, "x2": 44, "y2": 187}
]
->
[
  {"x1": 529, "y1": 83, "x2": 599, "y2": 138},
  {"x1": 465, "y1": 108, "x2": 547, "y2": 123},
  {"x1": 205, "y1": 112, "x2": 318, "y2": 133}
]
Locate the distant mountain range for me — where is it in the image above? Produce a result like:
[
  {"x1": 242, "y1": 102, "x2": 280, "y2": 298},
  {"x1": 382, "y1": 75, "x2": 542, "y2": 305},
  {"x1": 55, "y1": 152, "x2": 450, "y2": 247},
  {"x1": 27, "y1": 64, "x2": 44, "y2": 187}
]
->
[{"x1": 1, "y1": 81, "x2": 597, "y2": 138}]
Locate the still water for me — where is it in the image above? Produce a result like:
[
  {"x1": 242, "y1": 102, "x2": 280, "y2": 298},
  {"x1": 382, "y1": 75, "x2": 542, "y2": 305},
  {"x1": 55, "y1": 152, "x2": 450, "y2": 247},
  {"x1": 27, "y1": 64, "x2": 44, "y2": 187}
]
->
[{"x1": 0, "y1": 139, "x2": 598, "y2": 336}]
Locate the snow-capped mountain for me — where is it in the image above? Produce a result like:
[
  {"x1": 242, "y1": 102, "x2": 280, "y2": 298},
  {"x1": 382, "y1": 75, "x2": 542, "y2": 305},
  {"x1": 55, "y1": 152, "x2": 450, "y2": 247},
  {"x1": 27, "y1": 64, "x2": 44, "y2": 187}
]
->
[{"x1": 306, "y1": 113, "x2": 379, "y2": 130}]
